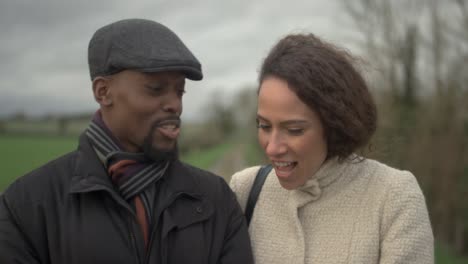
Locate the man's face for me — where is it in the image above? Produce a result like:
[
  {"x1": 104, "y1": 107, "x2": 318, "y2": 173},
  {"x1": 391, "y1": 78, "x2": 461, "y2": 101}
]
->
[{"x1": 102, "y1": 70, "x2": 185, "y2": 159}]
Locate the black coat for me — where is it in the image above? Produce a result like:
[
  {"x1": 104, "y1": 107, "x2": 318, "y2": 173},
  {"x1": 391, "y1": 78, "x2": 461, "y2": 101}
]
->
[{"x1": 0, "y1": 134, "x2": 253, "y2": 264}]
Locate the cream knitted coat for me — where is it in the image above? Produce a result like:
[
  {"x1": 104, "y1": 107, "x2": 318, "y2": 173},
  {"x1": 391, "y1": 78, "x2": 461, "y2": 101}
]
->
[{"x1": 230, "y1": 158, "x2": 433, "y2": 264}]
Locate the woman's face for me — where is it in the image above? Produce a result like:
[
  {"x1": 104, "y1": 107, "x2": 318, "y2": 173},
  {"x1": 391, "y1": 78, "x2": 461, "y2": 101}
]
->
[{"x1": 257, "y1": 76, "x2": 328, "y2": 190}]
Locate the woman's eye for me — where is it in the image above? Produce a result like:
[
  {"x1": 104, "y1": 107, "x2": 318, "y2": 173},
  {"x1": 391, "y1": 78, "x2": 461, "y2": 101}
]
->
[
  {"x1": 256, "y1": 122, "x2": 271, "y2": 130},
  {"x1": 288, "y1": 128, "x2": 304, "y2": 135}
]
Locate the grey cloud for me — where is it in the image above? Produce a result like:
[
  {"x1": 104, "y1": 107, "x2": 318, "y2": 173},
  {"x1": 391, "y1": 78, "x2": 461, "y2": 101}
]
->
[{"x1": 0, "y1": 0, "x2": 350, "y2": 119}]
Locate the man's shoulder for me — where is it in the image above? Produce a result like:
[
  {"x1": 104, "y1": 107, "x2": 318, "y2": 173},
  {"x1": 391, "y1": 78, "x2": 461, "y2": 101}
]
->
[
  {"x1": 3, "y1": 150, "x2": 77, "y2": 202},
  {"x1": 172, "y1": 161, "x2": 233, "y2": 197},
  {"x1": 176, "y1": 161, "x2": 226, "y2": 186},
  {"x1": 177, "y1": 161, "x2": 219, "y2": 177}
]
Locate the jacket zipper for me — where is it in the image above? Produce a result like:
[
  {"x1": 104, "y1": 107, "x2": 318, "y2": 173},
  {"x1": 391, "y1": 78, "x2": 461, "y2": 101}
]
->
[
  {"x1": 129, "y1": 227, "x2": 142, "y2": 264},
  {"x1": 145, "y1": 226, "x2": 156, "y2": 263},
  {"x1": 100, "y1": 186, "x2": 144, "y2": 264},
  {"x1": 144, "y1": 192, "x2": 187, "y2": 264},
  {"x1": 76, "y1": 182, "x2": 148, "y2": 263},
  {"x1": 102, "y1": 186, "x2": 142, "y2": 264}
]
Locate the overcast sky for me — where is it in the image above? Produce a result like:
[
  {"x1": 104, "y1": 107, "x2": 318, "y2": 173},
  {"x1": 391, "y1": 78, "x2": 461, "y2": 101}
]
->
[{"x1": 0, "y1": 0, "x2": 358, "y2": 121}]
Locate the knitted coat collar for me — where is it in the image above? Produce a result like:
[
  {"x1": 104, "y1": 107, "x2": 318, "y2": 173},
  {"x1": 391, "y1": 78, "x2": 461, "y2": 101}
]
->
[{"x1": 292, "y1": 157, "x2": 351, "y2": 207}]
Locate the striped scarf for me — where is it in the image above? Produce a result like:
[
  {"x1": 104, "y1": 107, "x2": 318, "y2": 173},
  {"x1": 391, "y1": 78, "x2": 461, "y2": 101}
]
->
[{"x1": 86, "y1": 111, "x2": 169, "y2": 249}]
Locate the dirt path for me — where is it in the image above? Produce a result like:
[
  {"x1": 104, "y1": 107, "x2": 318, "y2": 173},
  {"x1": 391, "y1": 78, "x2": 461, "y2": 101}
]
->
[{"x1": 210, "y1": 143, "x2": 247, "y2": 182}]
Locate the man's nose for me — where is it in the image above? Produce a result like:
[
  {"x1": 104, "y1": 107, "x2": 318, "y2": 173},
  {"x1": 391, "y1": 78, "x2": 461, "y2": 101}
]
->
[{"x1": 162, "y1": 91, "x2": 182, "y2": 115}]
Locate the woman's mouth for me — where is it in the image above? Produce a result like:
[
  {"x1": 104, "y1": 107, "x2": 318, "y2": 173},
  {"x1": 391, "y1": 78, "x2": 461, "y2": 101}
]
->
[{"x1": 272, "y1": 161, "x2": 297, "y2": 178}]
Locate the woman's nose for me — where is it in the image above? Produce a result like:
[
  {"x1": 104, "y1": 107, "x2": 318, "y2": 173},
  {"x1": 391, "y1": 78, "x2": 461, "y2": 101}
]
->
[{"x1": 264, "y1": 132, "x2": 287, "y2": 157}]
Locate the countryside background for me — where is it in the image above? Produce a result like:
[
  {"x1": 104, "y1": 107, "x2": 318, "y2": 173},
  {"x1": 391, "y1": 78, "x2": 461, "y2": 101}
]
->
[{"x1": 1, "y1": 0, "x2": 468, "y2": 263}]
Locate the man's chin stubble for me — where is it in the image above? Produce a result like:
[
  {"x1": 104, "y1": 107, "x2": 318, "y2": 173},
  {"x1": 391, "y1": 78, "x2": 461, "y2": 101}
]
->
[{"x1": 142, "y1": 127, "x2": 178, "y2": 163}]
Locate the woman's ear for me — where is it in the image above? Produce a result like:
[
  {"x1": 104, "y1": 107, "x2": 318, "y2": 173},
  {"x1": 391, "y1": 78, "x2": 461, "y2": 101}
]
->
[{"x1": 92, "y1": 77, "x2": 113, "y2": 106}]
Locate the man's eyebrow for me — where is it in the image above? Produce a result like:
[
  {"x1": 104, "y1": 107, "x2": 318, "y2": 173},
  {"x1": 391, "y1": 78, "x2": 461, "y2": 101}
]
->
[
  {"x1": 145, "y1": 83, "x2": 163, "y2": 89},
  {"x1": 175, "y1": 77, "x2": 185, "y2": 88}
]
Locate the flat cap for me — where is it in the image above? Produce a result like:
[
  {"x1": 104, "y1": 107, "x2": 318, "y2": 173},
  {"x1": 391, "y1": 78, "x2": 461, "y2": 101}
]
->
[{"x1": 88, "y1": 18, "x2": 203, "y2": 80}]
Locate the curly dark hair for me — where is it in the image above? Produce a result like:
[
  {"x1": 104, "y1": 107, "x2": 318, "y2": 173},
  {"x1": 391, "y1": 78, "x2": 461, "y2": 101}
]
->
[{"x1": 258, "y1": 34, "x2": 377, "y2": 160}]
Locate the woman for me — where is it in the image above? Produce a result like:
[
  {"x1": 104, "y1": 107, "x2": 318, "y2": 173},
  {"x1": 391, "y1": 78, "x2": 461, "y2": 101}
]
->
[{"x1": 230, "y1": 34, "x2": 433, "y2": 263}]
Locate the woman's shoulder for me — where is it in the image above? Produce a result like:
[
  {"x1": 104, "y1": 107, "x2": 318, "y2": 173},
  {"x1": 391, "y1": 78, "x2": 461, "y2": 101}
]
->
[
  {"x1": 362, "y1": 159, "x2": 433, "y2": 255},
  {"x1": 229, "y1": 165, "x2": 263, "y2": 210},
  {"x1": 361, "y1": 158, "x2": 423, "y2": 196},
  {"x1": 231, "y1": 165, "x2": 262, "y2": 180},
  {"x1": 230, "y1": 166, "x2": 262, "y2": 191}
]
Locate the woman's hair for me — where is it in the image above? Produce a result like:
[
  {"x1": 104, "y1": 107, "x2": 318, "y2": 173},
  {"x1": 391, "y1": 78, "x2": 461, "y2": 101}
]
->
[{"x1": 259, "y1": 33, "x2": 377, "y2": 160}]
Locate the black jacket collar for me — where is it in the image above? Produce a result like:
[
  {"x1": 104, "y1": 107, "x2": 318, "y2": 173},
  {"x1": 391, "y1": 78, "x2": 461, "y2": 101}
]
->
[{"x1": 69, "y1": 132, "x2": 203, "y2": 199}]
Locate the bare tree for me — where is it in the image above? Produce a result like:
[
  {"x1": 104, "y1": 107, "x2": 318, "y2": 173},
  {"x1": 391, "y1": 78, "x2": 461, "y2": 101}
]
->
[{"x1": 342, "y1": 0, "x2": 468, "y2": 255}]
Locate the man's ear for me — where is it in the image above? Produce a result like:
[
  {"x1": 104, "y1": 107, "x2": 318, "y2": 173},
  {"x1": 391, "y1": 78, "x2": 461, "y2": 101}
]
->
[{"x1": 92, "y1": 77, "x2": 113, "y2": 106}]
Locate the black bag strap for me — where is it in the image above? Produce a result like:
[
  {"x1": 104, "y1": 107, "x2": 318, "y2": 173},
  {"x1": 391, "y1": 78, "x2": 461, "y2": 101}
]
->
[{"x1": 245, "y1": 164, "x2": 272, "y2": 226}]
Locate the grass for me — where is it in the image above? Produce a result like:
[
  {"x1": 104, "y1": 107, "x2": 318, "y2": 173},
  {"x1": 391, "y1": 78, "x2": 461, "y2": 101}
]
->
[
  {"x1": 180, "y1": 142, "x2": 233, "y2": 169},
  {"x1": 0, "y1": 134, "x2": 77, "y2": 191},
  {"x1": 436, "y1": 243, "x2": 468, "y2": 263},
  {"x1": 2, "y1": 134, "x2": 468, "y2": 262},
  {"x1": 0, "y1": 134, "x2": 232, "y2": 191},
  {"x1": 244, "y1": 140, "x2": 266, "y2": 166}
]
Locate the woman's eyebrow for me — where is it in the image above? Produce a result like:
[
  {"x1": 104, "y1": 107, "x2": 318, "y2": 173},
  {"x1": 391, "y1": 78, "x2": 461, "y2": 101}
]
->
[
  {"x1": 279, "y1": 120, "x2": 308, "y2": 126},
  {"x1": 257, "y1": 114, "x2": 308, "y2": 125}
]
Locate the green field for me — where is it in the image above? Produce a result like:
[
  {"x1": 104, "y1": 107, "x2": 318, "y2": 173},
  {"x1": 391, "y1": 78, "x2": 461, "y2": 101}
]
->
[
  {"x1": 182, "y1": 142, "x2": 233, "y2": 169},
  {"x1": 0, "y1": 135, "x2": 77, "y2": 190},
  {"x1": 436, "y1": 243, "x2": 468, "y2": 264},
  {"x1": 0, "y1": 134, "x2": 229, "y2": 191},
  {"x1": 1, "y1": 134, "x2": 468, "y2": 262}
]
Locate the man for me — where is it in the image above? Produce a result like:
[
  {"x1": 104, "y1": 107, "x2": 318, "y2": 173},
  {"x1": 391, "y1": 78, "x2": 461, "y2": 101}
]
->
[{"x1": 0, "y1": 19, "x2": 253, "y2": 263}]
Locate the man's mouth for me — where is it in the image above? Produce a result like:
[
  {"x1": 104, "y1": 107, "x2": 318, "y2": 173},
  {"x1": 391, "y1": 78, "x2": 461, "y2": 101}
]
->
[{"x1": 156, "y1": 119, "x2": 180, "y2": 140}]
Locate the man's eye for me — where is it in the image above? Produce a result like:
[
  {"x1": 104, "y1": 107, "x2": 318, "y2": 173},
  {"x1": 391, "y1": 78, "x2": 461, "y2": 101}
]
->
[
  {"x1": 146, "y1": 85, "x2": 164, "y2": 93},
  {"x1": 177, "y1": 89, "x2": 186, "y2": 97}
]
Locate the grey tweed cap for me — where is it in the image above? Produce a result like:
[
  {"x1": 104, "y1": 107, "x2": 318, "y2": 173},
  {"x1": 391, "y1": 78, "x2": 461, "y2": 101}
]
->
[{"x1": 88, "y1": 18, "x2": 203, "y2": 81}]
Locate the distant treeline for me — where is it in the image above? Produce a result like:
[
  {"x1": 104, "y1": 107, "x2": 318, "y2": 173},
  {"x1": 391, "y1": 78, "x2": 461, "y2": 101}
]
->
[{"x1": 343, "y1": 0, "x2": 468, "y2": 256}]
